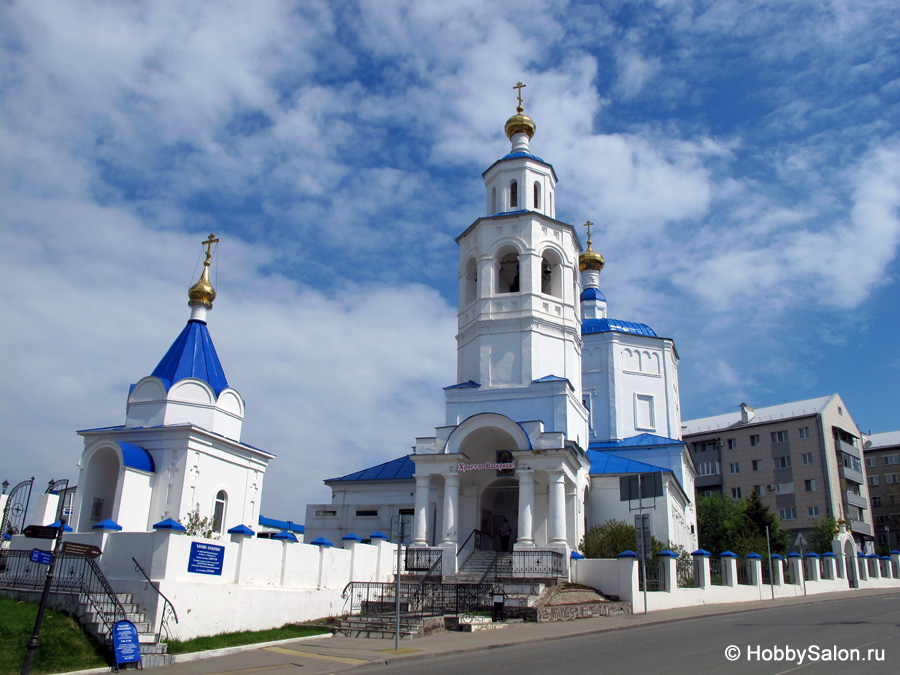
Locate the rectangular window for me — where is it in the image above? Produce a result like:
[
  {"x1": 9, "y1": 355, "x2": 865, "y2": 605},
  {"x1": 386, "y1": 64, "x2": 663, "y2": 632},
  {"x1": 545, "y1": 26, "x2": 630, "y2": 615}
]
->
[
  {"x1": 866, "y1": 457, "x2": 876, "y2": 468},
  {"x1": 776, "y1": 482, "x2": 795, "y2": 495},
  {"x1": 886, "y1": 474, "x2": 900, "y2": 485},
  {"x1": 801, "y1": 452, "x2": 813, "y2": 465},
  {"x1": 754, "y1": 484, "x2": 766, "y2": 496},
  {"x1": 727, "y1": 438, "x2": 737, "y2": 450},
  {"x1": 798, "y1": 426, "x2": 810, "y2": 439},
  {"x1": 868, "y1": 475, "x2": 879, "y2": 487},
  {"x1": 779, "y1": 508, "x2": 797, "y2": 520},
  {"x1": 773, "y1": 456, "x2": 792, "y2": 469},
  {"x1": 355, "y1": 509, "x2": 379, "y2": 517},
  {"x1": 695, "y1": 441, "x2": 717, "y2": 453},
  {"x1": 634, "y1": 394, "x2": 656, "y2": 431},
  {"x1": 731, "y1": 487, "x2": 742, "y2": 499},
  {"x1": 752, "y1": 459, "x2": 762, "y2": 471},
  {"x1": 771, "y1": 430, "x2": 789, "y2": 443},
  {"x1": 808, "y1": 506, "x2": 819, "y2": 518},
  {"x1": 730, "y1": 462, "x2": 740, "y2": 474},
  {"x1": 750, "y1": 434, "x2": 761, "y2": 447},
  {"x1": 698, "y1": 461, "x2": 720, "y2": 476},
  {"x1": 885, "y1": 454, "x2": 900, "y2": 466},
  {"x1": 315, "y1": 509, "x2": 337, "y2": 517},
  {"x1": 872, "y1": 496, "x2": 882, "y2": 507},
  {"x1": 804, "y1": 479, "x2": 816, "y2": 492}
]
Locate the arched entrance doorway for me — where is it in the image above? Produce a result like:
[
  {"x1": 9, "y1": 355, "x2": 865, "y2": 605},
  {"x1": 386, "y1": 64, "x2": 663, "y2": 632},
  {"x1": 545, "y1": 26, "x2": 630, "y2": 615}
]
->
[
  {"x1": 481, "y1": 478, "x2": 518, "y2": 552},
  {"x1": 78, "y1": 445, "x2": 121, "y2": 532}
]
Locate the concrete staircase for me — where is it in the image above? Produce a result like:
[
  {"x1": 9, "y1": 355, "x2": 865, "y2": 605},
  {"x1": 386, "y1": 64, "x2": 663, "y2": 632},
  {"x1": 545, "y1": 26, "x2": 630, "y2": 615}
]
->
[
  {"x1": 453, "y1": 550, "x2": 498, "y2": 582},
  {"x1": 78, "y1": 592, "x2": 174, "y2": 668}
]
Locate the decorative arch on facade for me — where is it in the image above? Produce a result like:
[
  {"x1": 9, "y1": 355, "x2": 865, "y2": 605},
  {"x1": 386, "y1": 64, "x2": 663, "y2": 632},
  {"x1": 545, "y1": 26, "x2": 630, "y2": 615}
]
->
[
  {"x1": 495, "y1": 244, "x2": 521, "y2": 294},
  {"x1": 77, "y1": 443, "x2": 122, "y2": 532},
  {"x1": 464, "y1": 257, "x2": 478, "y2": 305},
  {"x1": 540, "y1": 247, "x2": 563, "y2": 297},
  {"x1": 444, "y1": 412, "x2": 531, "y2": 457},
  {"x1": 533, "y1": 181, "x2": 541, "y2": 210},
  {"x1": 212, "y1": 489, "x2": 228, "y2": 534}
]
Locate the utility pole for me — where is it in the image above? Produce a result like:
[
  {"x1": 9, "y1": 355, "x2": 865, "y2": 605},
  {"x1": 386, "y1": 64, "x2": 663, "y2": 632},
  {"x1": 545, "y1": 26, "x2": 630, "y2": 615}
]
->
[{"x1": 21, "y1": 519, "x2": 66, "y2": 675}]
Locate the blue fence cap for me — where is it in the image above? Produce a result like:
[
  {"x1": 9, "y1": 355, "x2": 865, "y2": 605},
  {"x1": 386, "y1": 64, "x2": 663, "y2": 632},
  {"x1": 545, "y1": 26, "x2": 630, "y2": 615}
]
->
[
  {"x1": 771, "y1": 554, "x2": 783, "y2": 560},
  {"x1": 805, "y1": 552, "x2": 821, "y2": 558},
  {"x1": 152, "y1": 518, "x2": 186, "y2": 532},
  {"x1": 369, "y1": 531, "x2": 388, "y2": 539},
  {"x1": 867, "y1": 553, "x2": 879, "y2": 559},
  {"x1": 272, "y1": 530, "x2": 298, "y2": 542},
  {"x1": 720, "y1": 550, "x2": 738, "y2": 558},
  {"x1": 857, "y1": 552, "x2": 867, "y2": 557},
  {"x1": 822, "y1": 552, "x2": 836, "y2": 558},
  {"x1": 891, "y1": 550, "x2": 900, "y2": 555},
  {"x1": 227, "y1": 524, "x2": 255, "y2": 536},
  {"x1": 48, "y1": 521, "x2": 73, "y2": 532},
  {"x1": 92, "y1": 518, "x2": 123, "y2": 531},
  {"x1": 342, "y1": 533, "x2": 362, "y2": 541},
  {"x1": 310, "y1": 537, "x2": 333, "y2": 547},
  {"x1": 880, "y1": 555, "x2": 891, "y2": 560},
  {"x1": 787, "y1": 552, "x2": 801, "y2": 558},
  {"x1": 571, "y1": 551, "x2": 585, "y2": 559},
  {"x1": 617, "y1": 550, "x2": 637, "y2": 558},
  {"x1": 745, "y1": 553, "x2": 762, "y2": 559},
  {"x1": 691, "y1": 549, "x2": 711, "y2": 557},
  {"x1": 658, "y1": 549, "x2": 678, "y2": 558}
]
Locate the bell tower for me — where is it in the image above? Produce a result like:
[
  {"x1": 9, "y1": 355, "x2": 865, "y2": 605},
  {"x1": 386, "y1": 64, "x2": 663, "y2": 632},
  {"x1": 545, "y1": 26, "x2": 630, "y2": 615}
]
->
[{"x1": 447, "y1": 84, "x2": 588, "y2": 446}]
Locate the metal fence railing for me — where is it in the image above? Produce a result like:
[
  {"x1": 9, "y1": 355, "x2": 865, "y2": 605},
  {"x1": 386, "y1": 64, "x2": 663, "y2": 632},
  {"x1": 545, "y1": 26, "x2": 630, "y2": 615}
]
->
[
  {"x1": 709, "y1": 559, "x2": 723, "y2": 585},
  {"x1": 494, "y1": 551, "x2": 566, "y2": 579},
  {"x1": 638, "y1": 561, "x2": 660, "y2": 591},
  {"x1": 404, "y1": 548, "x2": 443, "y2": 573},
  {"x1": 676, "y1": 558, "x2": 696, "y2": 587},
  {"x1": 737, "y1": 561, "x2": 752, "y2": 585}
]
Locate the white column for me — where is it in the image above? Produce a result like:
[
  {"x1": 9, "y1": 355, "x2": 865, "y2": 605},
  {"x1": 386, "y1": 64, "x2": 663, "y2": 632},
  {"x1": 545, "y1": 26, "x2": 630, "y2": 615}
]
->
[
  {"x1": 548, "y1": 470, "x2": 567, "y2": 546},
  {"x1": 441, "y1": 473, "x2": 459, "y2": 546},
  {"x1": 517, "y1": 470, "x2": 535, "y2": 547},
  {"x1": 412, "y1": 475, "x2": 430, "y2": 547}
]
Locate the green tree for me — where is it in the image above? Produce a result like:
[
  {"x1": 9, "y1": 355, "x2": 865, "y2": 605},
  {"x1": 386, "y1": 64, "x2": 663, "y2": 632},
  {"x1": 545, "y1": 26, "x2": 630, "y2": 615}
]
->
[
  {"x1": 697, "y1": 491, "x2": 790, "y2": 556},
  {"x1": 742, "y1": 490, "x2": 791, "y2": 555},
  {"x1": 810, "y1": 516, "x2": 838, "y2": 555},
  {"x1": 579, "y1": 518, "x2": 669, "y2": 558},
  {"x1": 697, "y1": 492, "x2": 744, "y2": 554},
  {"x1": 180, "y1": 504, "x2": 218, "y2": 539}
]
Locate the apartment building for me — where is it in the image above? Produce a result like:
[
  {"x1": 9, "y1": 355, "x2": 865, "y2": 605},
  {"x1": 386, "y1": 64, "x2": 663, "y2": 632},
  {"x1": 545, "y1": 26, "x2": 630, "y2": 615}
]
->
[
  {"x1": 682, "y1": 394, "x2": 873, "y2": 551},
  {"x1": 863, "y1": 430, "x2": 900, "y2": 554}
]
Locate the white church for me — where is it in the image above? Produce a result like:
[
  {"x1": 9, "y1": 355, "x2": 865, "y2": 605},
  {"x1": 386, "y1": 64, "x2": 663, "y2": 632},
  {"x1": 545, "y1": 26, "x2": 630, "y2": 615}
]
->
[{"x1": 305, "y1": 91, "x2": 698, "y2": 564}]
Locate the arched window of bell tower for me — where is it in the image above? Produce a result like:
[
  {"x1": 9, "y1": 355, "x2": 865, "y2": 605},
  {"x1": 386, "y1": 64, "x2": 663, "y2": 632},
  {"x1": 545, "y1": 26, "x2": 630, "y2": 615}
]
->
[
  {"x1": 491, "y1": 187, "x2": 497, "y2": 215},
  {"x1": 464, "y1": 257, "x2": 478, "y2": 305},
  {"x1": 534, "y1": 181, "x2": 541, "y2": 211},
  {"x1": 509, "y1": 180, "x2": 518, "y2": 209},
  {"x1": 497, "y1": 247, "x2": 520, "y2": 294},
  {"x1": 541, "y1": 248, "x2": 562, "y2": 298},
  {"x1": 549, "y1": 191, "x2": 553, "y2": 217}
]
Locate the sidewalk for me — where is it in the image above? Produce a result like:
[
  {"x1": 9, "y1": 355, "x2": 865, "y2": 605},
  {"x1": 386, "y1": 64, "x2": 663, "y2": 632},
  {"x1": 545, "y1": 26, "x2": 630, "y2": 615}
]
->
[{"x1": 61, "y1": 587, "x2": 900, "y2": 674}]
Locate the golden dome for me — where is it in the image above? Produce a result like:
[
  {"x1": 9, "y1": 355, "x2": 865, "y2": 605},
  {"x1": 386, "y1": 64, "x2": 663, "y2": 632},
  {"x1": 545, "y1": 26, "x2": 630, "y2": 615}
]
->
[
  {"x1": 579, "y1": 241, "x2": 605, "y2": 272},
  {"x1": 188, "y1": 266, "x2": 216, "y2": 309},
  {"x1": 505, "y1": 105, "x2": 536, "y2": 140}
]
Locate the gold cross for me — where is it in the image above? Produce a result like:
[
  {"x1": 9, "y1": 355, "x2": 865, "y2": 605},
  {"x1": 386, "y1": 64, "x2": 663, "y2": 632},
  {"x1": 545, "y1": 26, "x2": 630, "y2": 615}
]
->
[
  {"x1": 202, "y1": 233, "x2": 220, "y2": 265},
  {"x1": 513, "y1": 81, "x2": 526, "y2": 107},
  {"x1": 584, "y1": 220, "x2": 594, "y2": 242}
]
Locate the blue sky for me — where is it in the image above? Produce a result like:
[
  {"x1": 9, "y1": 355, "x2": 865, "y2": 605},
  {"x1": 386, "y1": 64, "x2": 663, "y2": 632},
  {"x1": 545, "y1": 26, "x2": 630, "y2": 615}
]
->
[{"x1": 1, "y1": 0, "x2": 898, "y2": 518}]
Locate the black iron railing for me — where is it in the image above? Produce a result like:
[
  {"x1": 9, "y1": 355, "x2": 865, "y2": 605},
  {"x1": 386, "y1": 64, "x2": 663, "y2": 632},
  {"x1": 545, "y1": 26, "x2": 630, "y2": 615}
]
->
[
  {"x1": 132, "y1": 557, "x2": 178, "y2": 640},
  {"x1": 819, "y1": 558, "x2": 832, "y2": 579},
  {"x1": 761, "y1": 560, "x2": 773, "y2": 585},
  {"x1": 494, "y1": 551, "x2": 565, "y2": 578},
  {"x1": 405, "y1": 548, "x2": 443, "y2": 572},
  {"x1": 0, "y1": 550, "x2": 128, "y2": 637},
  {"x1": 638, "y1": 561, "x2": 660, "y2": 591},
  {"x1": 676, "y1": 557, "x2": 695, "y2": 587},
  {"x1": 709, "y1": 559, "x2": 723, "y2": 585},
  {"x1": 341, "y1": 580, "x2": 497, "y2": 619},
  {"x1": 457, "y1": 529, "x2": 495, "y2": 560},
  {"x1": 737, "y1": 561, "x2": 752, "y2": 585},
  {"x1": 784, "y1": 561, "x2": 796, "y2": 585}
]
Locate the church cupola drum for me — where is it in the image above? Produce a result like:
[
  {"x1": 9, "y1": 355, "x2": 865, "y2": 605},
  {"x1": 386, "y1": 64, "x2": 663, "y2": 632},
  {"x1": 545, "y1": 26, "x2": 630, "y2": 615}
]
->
[{"x1": 450, "y1": 83, "x2": 588, "y2": 446}]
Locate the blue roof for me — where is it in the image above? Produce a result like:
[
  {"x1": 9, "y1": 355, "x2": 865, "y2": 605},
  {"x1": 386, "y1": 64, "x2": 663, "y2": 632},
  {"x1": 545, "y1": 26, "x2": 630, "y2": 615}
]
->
[
  {"x1": 589, "y1": 433, "x2": 683, "y2": 449},
  {"x1": 580, "y1": 287, "x2": 606, "y2": 302},
  {"x1": 258, "y1": 516, "x2": 304, "y2": 533},
  {"x1": 582, "y1": 318, "x2": 657, "y2": 337},
  {"x1": 532, "y1": 374, "x2": 568, "y2": 383},
  {"x1": 501, "y1": 151, "x2": 547, "y2": 162},
  {"x1": 587, "y1": 449, "x2": 668, "y2": 475},
  {"x1": 328, "y1": 455, "x2": 415, "y2": 482},
  {"x1": 444, "y1": 380, "x2": 480, "y2": 390},
  {"x1": 150, "y1": 319, "x2": 229, "y2": 397},
  {"x1": 119, "y1": 441, "x2": 155, "y2": 473}
]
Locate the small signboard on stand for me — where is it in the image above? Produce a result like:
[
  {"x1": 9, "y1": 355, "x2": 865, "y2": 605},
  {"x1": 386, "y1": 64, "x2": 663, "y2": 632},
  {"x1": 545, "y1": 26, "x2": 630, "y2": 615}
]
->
[
  {"x1": 112, "y1": 620, "x2": 142, "y2": 671},
  {"x1": 29, "y1": 549, "x2": 52, "y2": 566}
]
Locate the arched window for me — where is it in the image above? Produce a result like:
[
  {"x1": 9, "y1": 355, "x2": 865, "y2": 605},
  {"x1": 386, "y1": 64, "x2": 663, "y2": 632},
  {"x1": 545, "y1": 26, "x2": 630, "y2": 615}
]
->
[
  {"x1": 213, "y1": 490, "x2": 227, "y2": 534},
  {"x1": 491, "y1": 187, "x2": 497, "y2": 215},
  {"x1": 497, "y1": 249, "x2": 520, "y2": 293},
  {"x1": 510, "y1": 180, "x2": 518, "y2": 209},
  {"x1": 541, "y1": 249, "x2": 562, "y2": 297},
  {"x1": 549, "y1": 191, "x2": 553, "y2": 217},
  {"x1": 464, "y1": 258, "x2": 478, "y2": 305},
  {"x1": 534, "y1": 181, "x2": 541, "y2": 210}
]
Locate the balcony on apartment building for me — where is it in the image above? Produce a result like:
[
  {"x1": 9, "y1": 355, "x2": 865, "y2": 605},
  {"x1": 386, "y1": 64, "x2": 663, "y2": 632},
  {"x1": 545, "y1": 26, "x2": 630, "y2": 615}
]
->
[
  {"x1": 850, "y1": 519, "x2": 873, "y2": 536},
  {"x1": 843, "y1": 490, "x2": 868, "y2": 510}
]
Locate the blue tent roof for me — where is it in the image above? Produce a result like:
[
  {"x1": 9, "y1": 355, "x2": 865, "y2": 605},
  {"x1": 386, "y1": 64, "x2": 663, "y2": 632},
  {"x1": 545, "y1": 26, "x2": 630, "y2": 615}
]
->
[
  {"x1": 587, "y1": 449, "x2": 668, "y2": 475},
  {"x1": 580, "y1": 287, "x2": 606, "y2": 302},
  {"x1": 589, "y1": 433, "x2": 683, "y2": 449},
  {"x1": 582, "y1": 318, "x2": 657, "y2": 337},
  {"x1": 119, "y1": 441, "x2": 155, "y2": 473},
  {"x1": 150, "y1": 319, "x2": 229, "y2": 397},
  {"x1": 328, "y1": 455, "x2": 415, "y2": 482}
]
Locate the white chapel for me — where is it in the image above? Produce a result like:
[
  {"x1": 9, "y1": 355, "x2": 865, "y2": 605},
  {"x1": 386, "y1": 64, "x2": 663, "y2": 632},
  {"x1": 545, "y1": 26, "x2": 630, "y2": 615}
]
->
[
  {"x1": 71, "y1": 236, "x2": 274, "y2": 535},
  {"x1": 305, "y1": 88, "x2": 698, "y2": 564}
]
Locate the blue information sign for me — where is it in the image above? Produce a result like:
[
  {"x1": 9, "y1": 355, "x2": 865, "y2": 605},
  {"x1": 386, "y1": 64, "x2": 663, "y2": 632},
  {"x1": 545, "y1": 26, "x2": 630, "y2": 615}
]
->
[
  {"x1": 112, "y1": 620, "x2": 142, "y2": 668},
  {"x1": 187, "y1": 541, "x2": 225, "y2": 575},
  {"x1": 29, "y1": 549, "x2": 52, "y2": 565}
]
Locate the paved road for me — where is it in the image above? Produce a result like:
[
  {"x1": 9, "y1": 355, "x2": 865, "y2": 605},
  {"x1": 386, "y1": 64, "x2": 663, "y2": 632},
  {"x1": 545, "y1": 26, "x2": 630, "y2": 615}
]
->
[{"x1": 143, "y1": 589, "x2": 900, "y2": 675}]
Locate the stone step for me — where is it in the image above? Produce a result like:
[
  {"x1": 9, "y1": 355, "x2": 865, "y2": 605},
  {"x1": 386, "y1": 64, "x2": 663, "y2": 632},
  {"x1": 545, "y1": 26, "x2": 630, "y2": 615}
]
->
[{"x1": 142, "y1": 653, "x2": 176, "y2": 668}]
